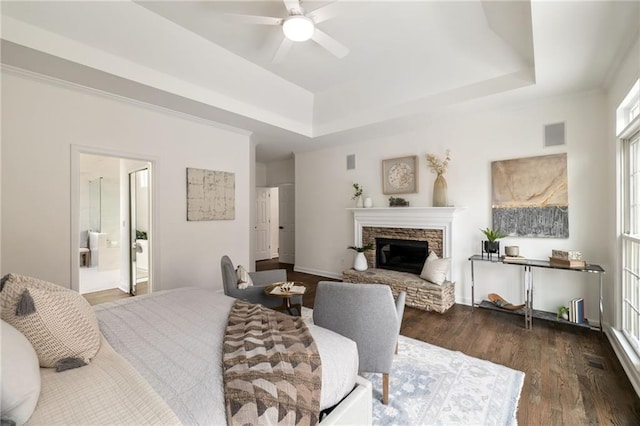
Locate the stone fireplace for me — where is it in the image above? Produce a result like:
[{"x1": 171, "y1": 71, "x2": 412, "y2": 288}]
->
[
  {"x1": 363, "y1": 228, "x2": 441, "y2": 273},
  {"x1": 351, "y1": 207, "x2": 465, "y2": 282}
]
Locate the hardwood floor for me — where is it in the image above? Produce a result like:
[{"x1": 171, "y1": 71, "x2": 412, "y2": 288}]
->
[
  {"x1": 83, "y1": 281, "x2": 148, "y2": 306},
  {"x1": 83, "y1": 287, "x2": 130, "y2": 305},
  {"x1": 257, "y1": 258, "x2": 640, "y2": 425}
]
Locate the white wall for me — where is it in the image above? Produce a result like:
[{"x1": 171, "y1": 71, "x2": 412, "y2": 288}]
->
[
  {"x1": 1, "y1": 70, "x2": 252, "y2": 291},
  {"x1": 296, "y1": 90, "x2": 610, "y2": 322},
  {"x1": 255, "y1": 162, "x2": 267, "y2": 187},
  {"x1": 266, "y1": 158, "x2": 294, "y2": 186}
]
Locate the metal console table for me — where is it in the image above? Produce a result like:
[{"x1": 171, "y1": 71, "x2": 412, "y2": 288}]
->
[{"x1": 469, "y1": 255, "x2": 605, "y2": 331}]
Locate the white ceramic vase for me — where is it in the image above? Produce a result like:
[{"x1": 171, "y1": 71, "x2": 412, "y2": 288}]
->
[
  {"x1": 356, "y1": 196, "x2": 364, "y2": 208},
  {"x1": 353, "y1": 252, "x2": 368, "y2": 271},
  {"x1": 364, "y1": 197, "x2": 373, "y2": 208}
]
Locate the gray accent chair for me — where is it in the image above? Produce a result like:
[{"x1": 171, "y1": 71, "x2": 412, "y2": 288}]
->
[
  {"x1": 313, "y1": 281, "x2": 406, "y2": 404},
  {"x1": 220, "y1": 256, "x2": 303, "y2": 314}
]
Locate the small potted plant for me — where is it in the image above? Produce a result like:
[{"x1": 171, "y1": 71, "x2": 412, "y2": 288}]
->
[
  {"x1": 348, "y1": 244, "x2": 374, "y2": 271},
  {"x1": 352, "y1": 183, "x2": 364, "y2": 208},
  {"x1": 388, "y1": 196, "x2": 410, "y2": 207},
  {"x1": 557, "y1": 306, "x2": 569, "y2": 321},
  {"x1": 480, "y1": 227, "x2": 507, "y2": 256}
]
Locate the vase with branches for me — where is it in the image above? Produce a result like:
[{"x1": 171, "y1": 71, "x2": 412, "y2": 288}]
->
[{"x1": 426, "y1": 150, "x2": 451, "y2": 207}]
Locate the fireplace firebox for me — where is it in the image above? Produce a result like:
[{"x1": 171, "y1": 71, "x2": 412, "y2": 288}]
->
[{"x1": 375, "y1": 238, "x2": 428, "y2": 275}]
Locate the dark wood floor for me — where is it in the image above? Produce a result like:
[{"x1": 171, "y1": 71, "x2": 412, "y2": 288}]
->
[{"x1": 257, "y1": 258, "x2": 640, "y2": 425}]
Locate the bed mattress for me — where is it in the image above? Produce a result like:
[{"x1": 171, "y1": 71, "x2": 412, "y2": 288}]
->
[{"x1": 94, "y1": 287, "x2": 359, "y2": 425}]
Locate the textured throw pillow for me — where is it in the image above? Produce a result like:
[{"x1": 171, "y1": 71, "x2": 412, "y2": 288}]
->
[
  {"x1": 0, "y1": 273, "x2": 101, "y2": 370},
  {"x1": 236, "y1": 265, "x2": 254, "y2": 290},
  {"x1": 1, "y1": 320, "x2": 41, "y2": 425},
  {"x1": 420, "y1": 252, "x2": 451, "y2": 285}
]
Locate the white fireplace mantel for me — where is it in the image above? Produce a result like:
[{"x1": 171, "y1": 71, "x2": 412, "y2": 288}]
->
[{"x1": 348, "y1": 206, "x2": 466, "y2": 280}]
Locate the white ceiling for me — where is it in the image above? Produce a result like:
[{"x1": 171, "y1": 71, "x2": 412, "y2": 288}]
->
[{"x1": 1, "y1": 1, "x2": 638, "y2": 162}]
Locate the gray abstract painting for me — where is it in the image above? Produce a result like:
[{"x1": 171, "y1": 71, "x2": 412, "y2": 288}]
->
[
  {"x1": 187, "y1": 168, "x2": 235, "y2": 221},
  {"x1": 492, "y1": 153, "x2": 568, "y2": 238}
]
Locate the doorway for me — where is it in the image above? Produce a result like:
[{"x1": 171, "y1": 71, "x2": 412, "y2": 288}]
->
[
  {"x1": 77, "y1": 153, "x2": 152, "y2": 298},
  {"x1": 254, "y1": 184, "x2": 294, "y2": 265}
]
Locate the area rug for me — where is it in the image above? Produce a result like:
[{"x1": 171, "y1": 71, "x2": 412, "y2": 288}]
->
[{"x1": 302, "y1": 308, "x2": 524, "y2": 425}]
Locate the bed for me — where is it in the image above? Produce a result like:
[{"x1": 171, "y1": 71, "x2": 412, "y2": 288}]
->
[{"x1": 2, "y1": 283, "x2": 371, "y2": 425}]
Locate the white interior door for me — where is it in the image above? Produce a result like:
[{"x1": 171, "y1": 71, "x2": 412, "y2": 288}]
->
[
  {"x1": 255, "y1": 187, "x2": 271, "y2": 261},
  {"x1": 129, "y1": 168, "x2": 150, "y2": 296},
  {"x1": 278, "y1": 184, "x2": 295, "y2": 264}
]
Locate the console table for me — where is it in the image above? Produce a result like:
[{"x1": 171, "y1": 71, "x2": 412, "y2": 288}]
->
[{"x1": 469, "y1": 255, "x2": 605, "y2": 331}]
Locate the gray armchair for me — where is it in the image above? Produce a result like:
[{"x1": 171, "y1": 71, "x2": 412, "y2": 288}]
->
[
  {"x1": 220, "y1": 256, "x2": 303, "y2": 314},
  {"x1": 313, "y1": 281, "x2": 406, "y2": 404}
]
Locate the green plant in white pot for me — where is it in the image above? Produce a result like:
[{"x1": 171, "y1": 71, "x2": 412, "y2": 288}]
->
[
  {"x1": 557, "y1": 306, "x2": 569, "y2": 320},
  {"x1": 352, "y1": 183, "x2": 364, "y2": 208},
  {"x1": 348, "y1": 244, "x2": 373, "y2": 271}
]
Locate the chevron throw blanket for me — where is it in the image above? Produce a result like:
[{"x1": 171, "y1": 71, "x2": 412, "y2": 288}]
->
[{"x1": 223, "y1": 300, "x2": 322, "y2": 426}]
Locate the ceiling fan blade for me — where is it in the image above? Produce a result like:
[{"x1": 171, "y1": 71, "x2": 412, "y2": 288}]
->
[
  {"x1": 282, "y1": 0, "x2": 302, "y2": 15},
  {"x1": 272, "y1": 38, "x2": 293, "y2": 63},
  {"x1": 307, "y1": 1, "x2": 342, "y2": 24},
  {"x1": 311, "y1": 29, "x2": 349, "y2": 58},
  {"x1": 224, "y1": 13, "x2": 282, "y2": 26}
]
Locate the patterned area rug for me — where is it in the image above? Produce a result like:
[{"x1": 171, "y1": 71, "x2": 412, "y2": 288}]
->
[{"x1": 302, "y1": 308, "x2": 524, "y2": 425}]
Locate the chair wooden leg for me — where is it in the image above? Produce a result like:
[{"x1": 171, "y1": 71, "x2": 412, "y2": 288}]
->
[{"x1": 382, "y1": 373, "x2": 389, "y2": 405}]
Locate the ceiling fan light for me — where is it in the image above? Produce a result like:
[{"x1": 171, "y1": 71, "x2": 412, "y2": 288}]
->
[{"x1": 282, "y1": 15, "x2": 314, "y2": 42}]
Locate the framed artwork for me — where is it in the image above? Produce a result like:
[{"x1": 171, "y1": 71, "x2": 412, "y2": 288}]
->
[
  {"x1": 187, "y1": 168, "x2": 235, "y2": 220},
  {"x1": 382, "y1": 155, "x2": 418, "y2": 195},
  {"x1": 491, "y1": 153, "x2": 568, "y2": 238}
]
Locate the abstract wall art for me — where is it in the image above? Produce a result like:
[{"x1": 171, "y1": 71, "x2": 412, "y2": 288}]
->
[
  {"x1": 491, "y1": 153, "x2": 568, "y2": 238},
  {"x1": 382, "y1": 155, "x2": 418, "y2": 194},
  {"x1": 187, "y1": 168, "x2": 235, "y2": 221}
]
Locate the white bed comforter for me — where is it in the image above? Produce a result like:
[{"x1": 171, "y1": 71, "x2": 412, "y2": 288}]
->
[{"x1": 94, "y1": 288, "x2": 358, "y2": 425}]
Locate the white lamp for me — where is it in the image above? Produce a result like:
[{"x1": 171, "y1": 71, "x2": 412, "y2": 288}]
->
[{"x1": 282, "y1": 15, "x2": 314, "y2": 42}]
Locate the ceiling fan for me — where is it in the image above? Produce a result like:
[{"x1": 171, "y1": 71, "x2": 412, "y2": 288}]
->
[{"x1": 225, "y1": 0, "x2": 349, "y2": 62}]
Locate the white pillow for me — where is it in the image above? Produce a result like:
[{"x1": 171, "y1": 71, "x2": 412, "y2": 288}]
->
[
  {"x1": 1, "y1": 320, "x2": 41, "y2": 425},
  {"x1": 420, "y1": 252, "x2": 450, "y2": 285},
  {"x1": 236, "y1": 265, "x2": 254, "y2": 290}
]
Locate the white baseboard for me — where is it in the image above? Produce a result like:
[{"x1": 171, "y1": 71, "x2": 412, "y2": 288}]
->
[
  {"x1": 293, "y1": 265, "x2": 342, "y2": 280},
  {"x1": 456, "y1": 297, "x2": 472, "y2": 306},
  {"x1": 606, "y1": 326, "x2": 640, "y2": 398}
]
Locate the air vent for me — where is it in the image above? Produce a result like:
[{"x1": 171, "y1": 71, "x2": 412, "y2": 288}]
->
[
  {"x1": 544, "y1": 122, "x2": 566, "y2": 147},
  {"x1": 347, "y1": 154, "x2": 356, "y2": 170}
]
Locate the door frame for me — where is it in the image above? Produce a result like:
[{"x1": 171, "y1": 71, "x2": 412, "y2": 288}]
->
[{"x1": 70, "y1": 145, "x2": 158, "y2": 293}]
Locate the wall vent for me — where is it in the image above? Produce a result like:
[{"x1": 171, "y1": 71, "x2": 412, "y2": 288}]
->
[
  {"x1": 544, "y1": 122, "x2": 566, "y2": 147},
  {"x1": 346, "y1": 154, "x2": 356, "y2": 170}
]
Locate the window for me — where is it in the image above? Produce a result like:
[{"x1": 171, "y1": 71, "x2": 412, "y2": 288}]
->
[
  {"x1": 619, "y1": 78, "x2": 640, "y2": 355},
  {"x1": 622, "y1": 132, "x2": 640, "y2": 354}
]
